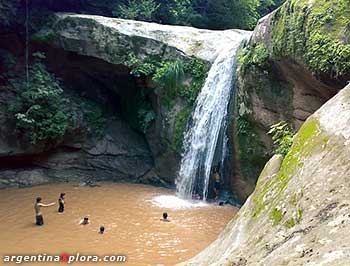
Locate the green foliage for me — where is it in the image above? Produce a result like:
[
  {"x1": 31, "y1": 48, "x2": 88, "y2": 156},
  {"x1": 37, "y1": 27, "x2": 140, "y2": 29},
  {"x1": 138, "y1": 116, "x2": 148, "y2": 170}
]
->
[
  {"x1": 153, "y1": 60, "x2": 185, "y2": 95},
  {"x1": 138, "y1": 101, "x2": 156, "y2": 134},
  {"x1": 125, "y1": 53, "x2": 158, "y2": 77},
  {"x1": 125, "y1": 53, "x2": 208, "y2": 107},
  {"x1": 271, "y1": 0, "x2": 350, "y2": 79},
  {"x1": 306, "y1": 32, "x2": 350, "y2": 78},
  {"x1": 236, "y1": 113, "x2": 269, "y2": 179},
  {"x1": 112, "y1": 0, "x2": 285, "y2": 30},
  {"x1": 181, "y1": 58, "x2": 209, "y2": 104},
  {"x1": 81, "y1": 101, "x2": 107, "y2": 138},
  {"x1": 172, "y1": 107, "x2": 191, "y2": 151},
  {"x1": 206, "y1": 0, "x2": 260, "y2": 30},
  {"x1": 267, "y1": 121, "x2": 295, "y2": 157},
  {"x1": 31, "y1": 30, "x2": 57, "y2": 43},
  {"x1": 284, "y1": 217, "x2": 296, "y2": 228},
  {"x1": 238, "y1": 44, "x2": 270, "y2": 74},
  {"x1": 169, "y1": 0, "x2": 203, "y2": 26},
  {"x1": 114, "y1": 0, "x2": 160, "y2": 21},
  {"x1": 253, "y1": 118, "x2": 328, "y2": 218},
  {"x1": 271, "y1": 207, "x2": 283, "y2": 225},
  {"x1": 9, "y1": 56, "x2": 70, "y2": 145}
]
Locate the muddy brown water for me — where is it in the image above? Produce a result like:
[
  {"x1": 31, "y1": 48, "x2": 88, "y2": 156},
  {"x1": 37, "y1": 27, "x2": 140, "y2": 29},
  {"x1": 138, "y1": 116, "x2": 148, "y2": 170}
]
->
[{"x1": 0, "y1": 183, "x2": 237, "y2": 266}]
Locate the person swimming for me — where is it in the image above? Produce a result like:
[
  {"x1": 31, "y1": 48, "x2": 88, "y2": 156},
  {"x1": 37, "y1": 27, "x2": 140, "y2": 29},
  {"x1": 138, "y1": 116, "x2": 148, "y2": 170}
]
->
[
  {"x1": 99, "y1": 226, "x2": 105, "y2": 234},
  {"x1": 34, "y1": 197, "x2": 55, "y2": 226},
  {"x1": 80, "y1": 217, "x2": 90, "y2": 225},
  {"x1": 58, "y1": 193, "x2": 65, "y2": 213},
  {"x1": 161, "y1": 212, "x2": 170, "y2": 222}
]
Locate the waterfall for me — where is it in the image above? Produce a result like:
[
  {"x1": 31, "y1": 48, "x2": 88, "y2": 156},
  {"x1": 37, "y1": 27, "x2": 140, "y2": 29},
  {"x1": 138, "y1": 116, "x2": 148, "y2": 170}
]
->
[{"x1": 176, "y1": 32, "x2": 250, "y2": 200}]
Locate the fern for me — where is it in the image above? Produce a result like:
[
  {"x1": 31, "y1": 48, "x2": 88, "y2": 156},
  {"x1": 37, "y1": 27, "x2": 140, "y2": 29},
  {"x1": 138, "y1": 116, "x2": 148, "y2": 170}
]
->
[{"x1": 153, "y1": 60, "x2": 185, "y2": 94}]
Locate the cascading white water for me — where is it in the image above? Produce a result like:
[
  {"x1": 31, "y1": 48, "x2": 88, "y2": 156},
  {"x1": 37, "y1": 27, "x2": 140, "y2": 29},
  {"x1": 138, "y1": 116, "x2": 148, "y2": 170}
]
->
[{"x1": 176, "y1": 32, "x2": 251, "y2": 200}]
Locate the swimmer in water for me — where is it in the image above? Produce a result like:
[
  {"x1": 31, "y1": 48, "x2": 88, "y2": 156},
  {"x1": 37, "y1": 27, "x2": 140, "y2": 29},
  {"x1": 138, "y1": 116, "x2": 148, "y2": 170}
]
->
[
  {"x1": 161, "y1": 212, "x2": 170, "y2": 222},
  {"x1": 80, "y1": 217, "x2": 90, "y2": 225},
  {"x1": 34, "y1": 197, "x2": 55, "y2": 226},
  {"x1": 99, "y1": 226, "x2": 105, "y2": 234},
  {"x1": 58, "y1": 193, "x2": 65, "y2": 213}
]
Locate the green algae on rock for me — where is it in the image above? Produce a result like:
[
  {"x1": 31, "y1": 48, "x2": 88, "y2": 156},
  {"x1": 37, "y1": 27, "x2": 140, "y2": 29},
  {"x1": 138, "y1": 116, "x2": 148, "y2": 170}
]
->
[{"x1": 180, "y1": 84, "x2": 350, "y2": 266}]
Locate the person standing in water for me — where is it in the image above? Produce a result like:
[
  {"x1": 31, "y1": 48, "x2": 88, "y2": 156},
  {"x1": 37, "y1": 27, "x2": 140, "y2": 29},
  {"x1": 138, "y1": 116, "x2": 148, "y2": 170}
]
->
[
  {"x1": 58, "y1": 193, "x2": 65, "y2": 213},
  {"x1": 212, "y1": 168, "x2": 221, "y2": 200},
  {"x1": 34, "y1": 197, "x2": 55, "y2": 226}
]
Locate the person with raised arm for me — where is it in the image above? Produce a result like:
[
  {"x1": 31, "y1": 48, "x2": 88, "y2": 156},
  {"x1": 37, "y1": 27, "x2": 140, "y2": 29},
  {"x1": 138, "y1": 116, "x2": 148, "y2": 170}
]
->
[{"x1": 34, "y1": 197, "x2": 55, "y2": 226}]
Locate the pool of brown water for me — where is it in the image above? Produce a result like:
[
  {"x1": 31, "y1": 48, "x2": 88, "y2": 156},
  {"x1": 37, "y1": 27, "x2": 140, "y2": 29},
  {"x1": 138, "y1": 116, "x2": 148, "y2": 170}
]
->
[{"x1": 0, "y1": 183, "x2": 237, "y2": 266}]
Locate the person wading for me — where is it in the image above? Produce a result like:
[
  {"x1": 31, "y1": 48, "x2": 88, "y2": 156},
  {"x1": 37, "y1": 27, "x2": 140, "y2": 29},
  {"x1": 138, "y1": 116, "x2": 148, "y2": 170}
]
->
[
  {"x1": 34, "y1": 197, "x2": 55, "y2": 226},
  {"x1": 212, "y1": 168, "x2": 221, "y2": 200},
  {"x1": 58, "y1": 193, "x2": 66, "y2": 213}
]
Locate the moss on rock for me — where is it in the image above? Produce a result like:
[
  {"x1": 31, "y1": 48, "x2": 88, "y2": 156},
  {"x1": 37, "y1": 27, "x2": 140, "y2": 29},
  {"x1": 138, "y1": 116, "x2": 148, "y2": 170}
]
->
[
  {"x1": 171, "y1": 106, "x2": 192, "y2": 152},
  {"x1": 271, "y1": 0, "x2": 350, "y2": 78},
  {"x1": 234, "y1": 51, "x2": 293, "y2": 198},
  {"x1": 253, "y1": 117, "x2": 329, "y2": 218}
]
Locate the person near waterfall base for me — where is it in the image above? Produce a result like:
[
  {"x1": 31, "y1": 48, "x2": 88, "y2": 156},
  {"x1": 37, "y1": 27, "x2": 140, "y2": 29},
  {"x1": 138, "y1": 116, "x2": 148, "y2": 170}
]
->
[
  {"x1": 161, "y1": 212, "x2": 170, "y2": 222},
  {"x1": 34, "y1": 197, "x2": 55, "y2": 226},
  {"x1": 212, "y1": 168, "x2": 221, "y2": 200}
]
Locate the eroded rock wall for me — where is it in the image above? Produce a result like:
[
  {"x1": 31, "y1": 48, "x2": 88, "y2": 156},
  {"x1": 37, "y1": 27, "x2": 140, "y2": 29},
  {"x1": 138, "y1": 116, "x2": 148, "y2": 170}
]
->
[
  {"x1": 181, "y1": 84, "x2": 350, "y2": 266},
  {"x1": 232, "y1": 0, "x2": 350, "y2": 201}
]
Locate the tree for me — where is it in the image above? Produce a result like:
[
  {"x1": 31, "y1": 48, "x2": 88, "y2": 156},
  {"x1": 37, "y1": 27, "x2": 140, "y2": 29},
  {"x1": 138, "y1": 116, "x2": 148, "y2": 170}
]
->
[
  {"x1": 206, "y1": 0, "x2": 260, "y2": 30},
  {"x1": 114, "y1": 0, "x2": 160, "y2": 22},
  {"x1": 112, "y1": 0, "x2": 286, "y2": 30},
  {"x1": 10, "y1": 53, "x2": 70, "y2": 145},
  {"x1": 169, "y1": 0, "x2": 203, "y2": 26}
]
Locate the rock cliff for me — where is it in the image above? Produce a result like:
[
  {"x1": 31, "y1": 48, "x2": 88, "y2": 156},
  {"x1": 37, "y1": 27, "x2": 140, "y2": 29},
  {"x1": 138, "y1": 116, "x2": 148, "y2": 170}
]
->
[
  {"x1": 232, "y1": 0, "x2": 350, "y2": 201},
  {"x1": 0, "y1": 13, "x2": 249, "y2": 188},
  {"x1": 181, "y1": 84, "x2": 350, "y2": 266}
]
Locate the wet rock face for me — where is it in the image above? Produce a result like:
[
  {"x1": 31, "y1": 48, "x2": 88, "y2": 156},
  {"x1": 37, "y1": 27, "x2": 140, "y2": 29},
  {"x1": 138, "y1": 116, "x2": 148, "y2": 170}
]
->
[
  {"x1": 0, "y1": 92, "x2": 153, "y2": 188},
  {"x1": 232, "y1": 0, "x2": 350, "y2": 201},
  {"x1": 180, "y1": 84, "x2": 350, "y2": 266}
]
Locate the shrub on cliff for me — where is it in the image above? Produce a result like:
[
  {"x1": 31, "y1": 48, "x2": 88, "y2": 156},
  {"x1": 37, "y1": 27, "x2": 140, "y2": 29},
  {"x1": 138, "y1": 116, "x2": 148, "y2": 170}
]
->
[
  {"x1": 238, "y1": 43, "x2": 271, "y2": 74},
  {"x1": 9, "y1": 53, "x2": 70, "y2": 145},
  {"x1": 114, "y1": 0, "x2": 160, "y2": 22},
  {"x1": 267, "y1": 121, "x2": 295, "y2": 157}
]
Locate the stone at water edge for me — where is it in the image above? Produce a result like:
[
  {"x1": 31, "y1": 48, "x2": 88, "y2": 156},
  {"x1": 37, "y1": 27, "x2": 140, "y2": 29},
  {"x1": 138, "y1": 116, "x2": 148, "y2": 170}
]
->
[{"x1": 179, "y1": 84, "x2": 350, "y2": 266}]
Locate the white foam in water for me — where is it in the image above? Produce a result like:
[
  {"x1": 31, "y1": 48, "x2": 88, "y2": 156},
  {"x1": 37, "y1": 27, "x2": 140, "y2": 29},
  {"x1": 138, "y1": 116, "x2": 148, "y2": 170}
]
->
[{"x1": 150, "y1": 195, "x2": 208, "y2": 209}]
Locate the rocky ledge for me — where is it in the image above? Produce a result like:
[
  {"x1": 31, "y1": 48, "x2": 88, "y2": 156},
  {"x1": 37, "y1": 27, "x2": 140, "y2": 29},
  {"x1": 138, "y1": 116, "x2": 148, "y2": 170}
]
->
[{"x1": 39, "y1": 13, "x2": 248, "y2": 64}]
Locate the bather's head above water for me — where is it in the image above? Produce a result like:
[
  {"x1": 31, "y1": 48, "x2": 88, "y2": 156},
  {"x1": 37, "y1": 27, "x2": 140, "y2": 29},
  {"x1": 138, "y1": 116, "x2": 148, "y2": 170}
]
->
[
  {"x1": 162, "y1": 212, "x2": 170, "y2": 222},
  {"x1": 80, "y1": 217, "x2": 90, "y2": 225},
  {"x1": 99, "y1": 226, "x2": 105, "y2": 234}
]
